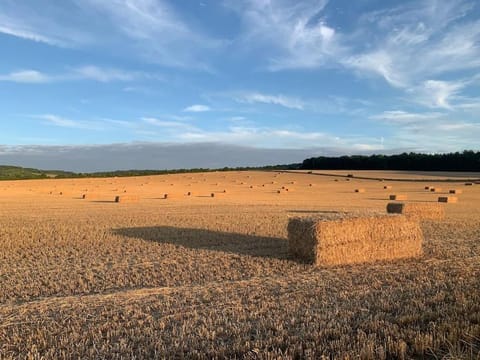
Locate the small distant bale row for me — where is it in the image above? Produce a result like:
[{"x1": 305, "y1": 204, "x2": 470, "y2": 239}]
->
[
  {"x1": 389, "y1": 194, "x2": 407, "y2": 200},
  {"x1": 386, "y1": 202, "x2": 445, "y2": 220},
  {"x1": 287, "y1": 214, "x2": 423, "y2": 266},
  {"x1": 438, "y1": 196, "x2": 458, "y2": 203},
  {"x1": 115, "y1": 195, "x2": 139, "y2": 203}
]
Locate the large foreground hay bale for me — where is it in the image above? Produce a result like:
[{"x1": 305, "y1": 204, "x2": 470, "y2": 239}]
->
[
  {"x1": 115, "y1": 195, "x2": 139, "y2": 203},
  {"x1": 386, "y1": 202, "x2": 445, "y2": 220},
  {"x1": 438, "y1": 196, "x2": 458, "y2": 203},
  {"x1": 287, "y1": 214, "x2": 423, "y2": 266}
]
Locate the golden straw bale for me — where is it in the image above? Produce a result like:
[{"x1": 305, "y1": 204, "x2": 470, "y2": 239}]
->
[
  {"x1": 430, "y1": 188, "x2": 442, "y2": 192},
  {"x1": 384, "y1": 185, "x2": 392, "y2": 189},
  {"x1": 465, "y1": 182, "x2": 473, "y2": 186},
  {"x1": 386, "y1": 202, "x2": 445, "y2": 220},
  {"x1": 389, "y1": 194, "x2": 407, "y2": 200},
  {"x1": 287, "y1": 214, "x2": 423, "y2": 266},
  {"x1": 438, "y1": 196, "x2": 458, "y2": 203},
  {"x1": 424, "y1": 186, "x2": 431, "y2": 190},
  {"x1": 114, "y1": 195, "x2": 139, "y2": 203},
  {"x1": 355, "y1": 189, "x2": 365, "y2": 193},
  {"x1": 449, "y1": 189, "x2": 462, "y2": 194}
]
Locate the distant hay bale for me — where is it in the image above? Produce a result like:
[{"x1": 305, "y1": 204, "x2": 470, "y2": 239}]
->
[
  {"x1": 430, "y1": 187, "x2": 442, "y2": 192},
  {"x1": 186, "y1": 191, "x2": 192, "y2": 196},
  {"x1": 114, "y1": 195, "x2": 139, "y2": 203},
  {"x1": 449, "y1": 189, "x2": 462, "y2": 194},
  {"x1": 287, "y1": 214, "x2": 423, "y2": 266},
  {"x1": 425, "y1": 186, "x2": 432, "y2": 190},
  {"x1": 334, "y1": 179, "x2": 339, "y2": 182},
  {"x1": 345, "y1": 179, "x2": 350, "y2": 181},
  {"x1": 389, "y1": 194, "x2": 407, "y2": 200},
  {"x1": 309, "y1": 183, "x2": 314, "y2": 187},
  {"x1": 355, "y1": 188, "x2": 365, "y2": 193},
  {"x1": 347, "y1": 174, "x2": 354, "y2": 178},
  {"x1": 210, "y1": 193, "x2": 215, "y2": 197},
  {"x1": 438, "y1": 196, "x2": 458, "y2": 203},
  {"x1": 384, "y1": 185, "x2": 392, "y2": 189},
  {"x1": 465, "y1": 182, "x2": 473, "y2": 186},
  {"x1": 290, "y1": 181, "x2": 296, "y2": 184},
  {"x1": 386, "y1": 202, "x2": 445, "y2": 220}
]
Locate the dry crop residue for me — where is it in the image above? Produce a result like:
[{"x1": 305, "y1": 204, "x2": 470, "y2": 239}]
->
[{"x1": 0, "y1": 170, "x2": 479, "y2": 359}]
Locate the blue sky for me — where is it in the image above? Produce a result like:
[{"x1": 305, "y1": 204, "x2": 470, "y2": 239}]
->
[{"x1": 1, "y1": 0, "x2": 480, "y2": 169}]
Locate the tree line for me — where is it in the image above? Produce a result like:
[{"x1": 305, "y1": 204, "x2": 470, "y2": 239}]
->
[{"x1": 300, "y1": 151, "x2": 480, "y2": 171}]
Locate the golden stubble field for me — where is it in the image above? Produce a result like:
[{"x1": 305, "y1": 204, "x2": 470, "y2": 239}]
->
[{"x1": 0, "y1": 170, "x2": 479, "y2": 359}]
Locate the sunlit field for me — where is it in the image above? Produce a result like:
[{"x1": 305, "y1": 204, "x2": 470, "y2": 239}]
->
[{"x1": 1, "y1": 170, "x2": 479, "y2": 359}]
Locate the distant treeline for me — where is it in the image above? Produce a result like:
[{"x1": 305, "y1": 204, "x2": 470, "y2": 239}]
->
[
  {"x1": 0, "y1": 164, "x2": 299, "y2": 181},
  {"x1": 301, "y1": 151, "x2": 480, "y2": 171}
]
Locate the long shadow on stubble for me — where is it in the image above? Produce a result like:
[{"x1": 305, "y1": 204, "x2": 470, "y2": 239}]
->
[{"x1": 112, "y1": 226, "x2": 289, "y2": 260}]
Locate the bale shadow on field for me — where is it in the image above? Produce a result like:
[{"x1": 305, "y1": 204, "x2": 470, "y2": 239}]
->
[{"x1": 112, "y1": 226, "x2": 289, "y2": 260}]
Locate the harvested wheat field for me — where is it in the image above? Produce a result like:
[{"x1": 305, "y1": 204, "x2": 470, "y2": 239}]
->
[{"x1": 1, "y1": 170, "x2": 480, "y2": 359}]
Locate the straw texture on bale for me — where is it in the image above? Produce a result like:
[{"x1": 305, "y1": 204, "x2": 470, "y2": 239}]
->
[
  {"x1": 386, "y1": 202, "x2": 445, "y2": 220},
  {"x1": 114, "y1": 195, "x2": 139, "y2": 203},
  {"x1": 449, "y1": 189, "x2": 462, "y2": 194},
  {"x1": 389, "y1": 194, "x2": 407, "y2": 200},
  {"x1": 287, "y1": 214, "x2": 423, "y2": 266},
  {"x1": 438, "y1": 196, "x2": 458, "y2": 203}
]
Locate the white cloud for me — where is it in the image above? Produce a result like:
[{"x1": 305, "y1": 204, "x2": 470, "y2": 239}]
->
[
  {"x1": 76, "y1": 0, "x2": 221, "y2": 68},
  {"x1": 408, "y1": 80, "x2": 465, "y2": 110},
  {"x1": 236, "y1": 92, "x2": 304, "y2": 110},
  {"x1": 0, "y1": 66, "x2": 154, "y2": 84},
  {"x1": 0, "y1": 70, "x2": 51, "y2": 83},
  {"x1": 370, "y1": 110, "x2": 444, "y2": 123},
  {"x1": 227, "y1": 0, "x2": 340, "y2": 70},
  {"x1": 142, "y1": 117, "x2": 198, "y2": 132},
  {"x1": 35, "y1": 114, "x2": 102, "y2": 130},
  {"x1": 183, "y1": 105, "x2": 211, "y2": 112},
  {"x1": 343, "y1": 0, "x2": 480, "y2": 88}
]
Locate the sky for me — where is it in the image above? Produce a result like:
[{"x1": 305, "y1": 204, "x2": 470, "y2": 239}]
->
[{"x1": 0, "y1": 0, "x2": 479, "y2": 171}]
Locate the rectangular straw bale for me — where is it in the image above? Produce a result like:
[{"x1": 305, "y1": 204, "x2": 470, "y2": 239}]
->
[
  {"x1": 438, "y1": 196, "x2": 458, "y2": 203},
  {"x1": 425, "y1": 186, "x2": 431, "y2": 190},
  {"x1": 389, "y1": 194, "x2": 407, "y2": 200},
  {"x1": 287, "y1": 214, "x2": 423, "y2": 266},
  {"x1": 465, "y1": 183, "x2": 473, "y2": 186},
  {"x1": 384, "y1": 185, "x2": 392, "y2": 189},
  {"x1": 114, "y1": 195, "x2": 139, "y2": 203},
  {"x1": 355, "y1": 188, "x2": 365, "y2": 193},
  {"x1": 449, "y1": 189, "x2": 462, "y2": 194},
  {"x1": 386, "y1": 202, "x2": 445, "y2": 220},
  {"x1": 82, "y1": 193, "x2": 101, "y2": 200},
  {"x1": 430, "y1": 187, "x2": 442, "y2": 192}
]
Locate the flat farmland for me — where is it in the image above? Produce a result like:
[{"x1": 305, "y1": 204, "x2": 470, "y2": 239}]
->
[{"x1": 1, "y1": 170, "x2": 479, "y2": 359}]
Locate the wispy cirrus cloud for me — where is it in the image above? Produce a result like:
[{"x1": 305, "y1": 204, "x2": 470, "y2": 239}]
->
[
  {"x1": 226, "y1": 0, "x2": 340, "y2": 70},
  {"x1": 0, "y1": 65, "x2": 155, "y2": 84},
  {"x1": 0, "y1": 0, "x2": 220, "y2": 69},
  {"x1": 0, "y1": 70, "x2": 51, "y2": 83},
  {"x1": 35, "y1": 114, "x2": 102, "y2": 130},
  {"x1": 235, "y1": 92, "x2": 304, "y2": 110}
]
